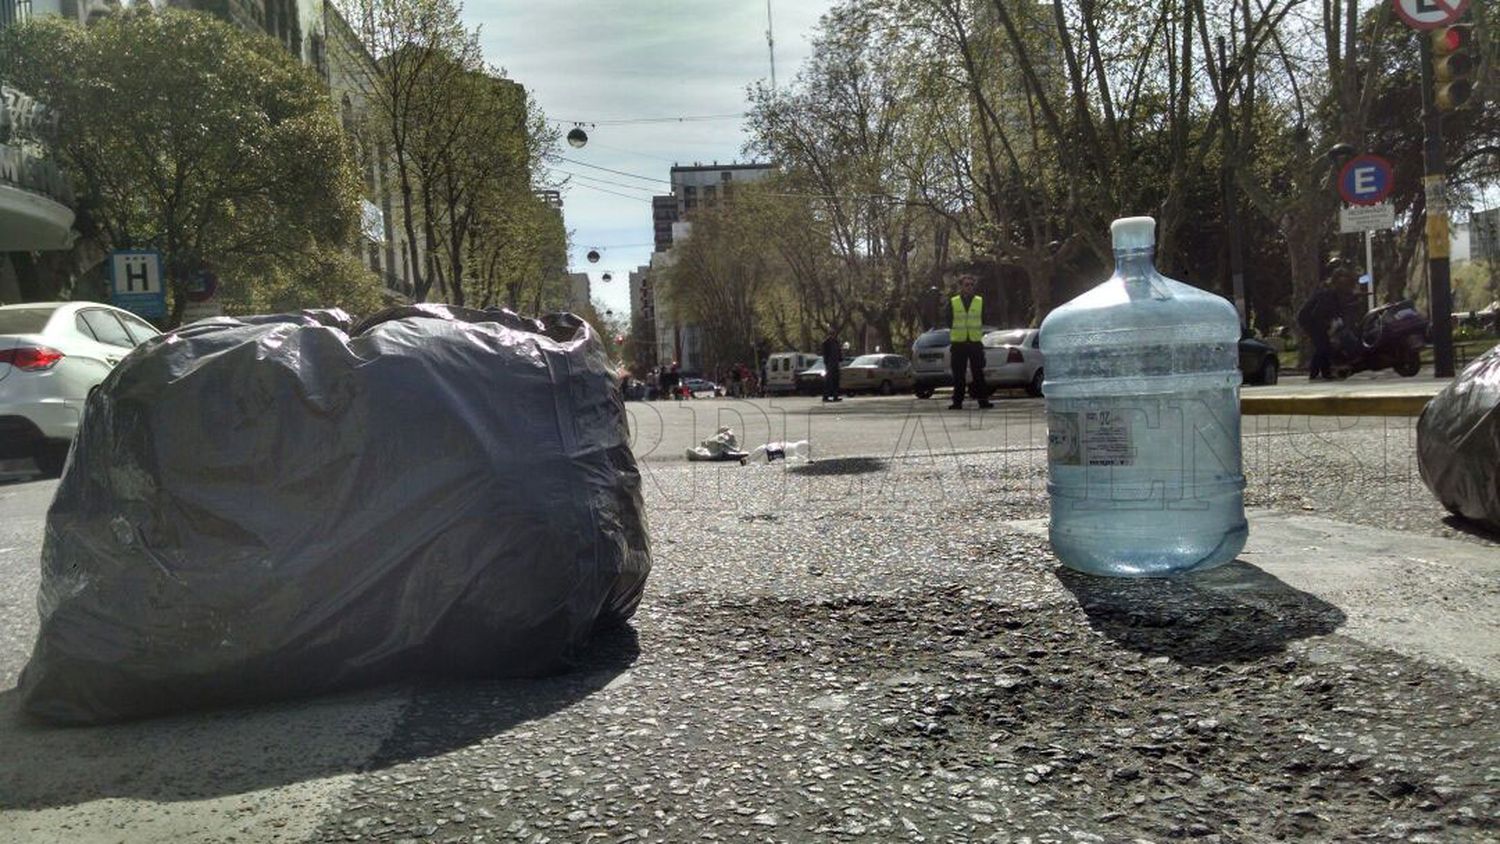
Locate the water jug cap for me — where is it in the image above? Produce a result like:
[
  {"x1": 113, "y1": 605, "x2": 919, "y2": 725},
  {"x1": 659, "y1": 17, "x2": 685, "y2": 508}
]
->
[{"x1": 1111, "y1": 216, "x2": 1156, "y2": 251}]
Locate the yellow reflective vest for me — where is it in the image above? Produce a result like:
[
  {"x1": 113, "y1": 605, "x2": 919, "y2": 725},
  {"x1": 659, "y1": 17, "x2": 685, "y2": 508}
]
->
[{"x1": 950, "y1": 294, "x2": 984, "y2": 342}]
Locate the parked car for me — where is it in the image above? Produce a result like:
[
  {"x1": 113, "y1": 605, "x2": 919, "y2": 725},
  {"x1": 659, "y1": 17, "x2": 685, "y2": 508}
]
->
[
  {"x1": 981, "y1": 328, "x2": 1045, "y2": 397},
  {"x1": 911, "y1": 325, "x2": 999, "y2": 399},
  {"x1": 840, "y1": 354, "x2": 915, "y2": 395},
  {"x1": 679, "y1": 377, "x2": 723, "y2": 398},
  {"x1": 1239, "y1": 332, "x2": 1280, "y2": 385},
  {"x1": 1, "y1": 301, "x2": 161, "y2": 477},
  {"x1": 795, "y1": 357, "x2": 830, "y2": 396},
  {"x1": 765, "y1": 352, "x2": 821, "y2": 395}
]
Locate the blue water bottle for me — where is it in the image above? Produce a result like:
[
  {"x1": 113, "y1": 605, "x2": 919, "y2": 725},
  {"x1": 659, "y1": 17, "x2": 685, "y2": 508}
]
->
[{"x1": 1039, "y1": 216, "x2": 1247, "y2": 576}]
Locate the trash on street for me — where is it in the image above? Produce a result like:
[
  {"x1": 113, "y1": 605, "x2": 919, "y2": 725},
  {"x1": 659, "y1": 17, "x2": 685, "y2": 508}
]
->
[{"x1": 18, "y1": 304, "x2": 651, "y2": 724}]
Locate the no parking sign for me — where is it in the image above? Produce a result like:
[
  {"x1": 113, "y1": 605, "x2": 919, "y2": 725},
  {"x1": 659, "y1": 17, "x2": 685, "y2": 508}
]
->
[{"x1": 1393, "y1": 0, "x2": 1470, "y2": 30}]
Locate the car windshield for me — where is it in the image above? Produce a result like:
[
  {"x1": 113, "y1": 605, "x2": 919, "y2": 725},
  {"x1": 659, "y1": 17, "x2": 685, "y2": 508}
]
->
[
  {"x1": 0, "y1": 308, "x2": 55, "y2": 335},
  {"x1": 849, "y1": 355, "x2": 882, "y2": 366},
  {"x1": 913, "y1": 330, "x2": 950, "y2": 349}
]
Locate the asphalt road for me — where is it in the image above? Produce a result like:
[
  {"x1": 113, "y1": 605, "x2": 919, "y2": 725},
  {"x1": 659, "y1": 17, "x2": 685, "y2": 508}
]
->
[{"x1": 1, "y1": 379, "x2": 1495, "y2": 843}]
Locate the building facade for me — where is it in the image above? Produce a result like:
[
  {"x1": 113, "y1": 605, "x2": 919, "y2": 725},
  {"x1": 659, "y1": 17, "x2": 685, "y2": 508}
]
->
[{"x1": 643, "y1": 162, "x2": 772, "y2": 373}]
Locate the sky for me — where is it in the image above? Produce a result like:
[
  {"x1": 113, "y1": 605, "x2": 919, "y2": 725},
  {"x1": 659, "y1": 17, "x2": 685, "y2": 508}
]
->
[{"x1": 465, "y1": 1, "x2": 838, "y2": 318}]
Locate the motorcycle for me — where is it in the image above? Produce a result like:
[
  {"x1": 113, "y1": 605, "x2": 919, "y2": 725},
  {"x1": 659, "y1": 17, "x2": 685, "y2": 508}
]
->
[{"x1": 1330, "y1": 299, "x2": 1429, "y2": 378}]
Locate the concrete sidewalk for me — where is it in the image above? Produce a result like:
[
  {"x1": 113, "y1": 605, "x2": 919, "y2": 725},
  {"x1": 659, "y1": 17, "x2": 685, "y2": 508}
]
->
[{"x1": 1011, "y1": 508, "x2": 1500, "y2": 681}]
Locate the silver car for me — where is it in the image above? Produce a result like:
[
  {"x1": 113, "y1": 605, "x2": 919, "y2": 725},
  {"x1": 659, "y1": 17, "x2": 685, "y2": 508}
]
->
[{"x1": 910, "y1": 326, "x2": 999, "y2": 399}]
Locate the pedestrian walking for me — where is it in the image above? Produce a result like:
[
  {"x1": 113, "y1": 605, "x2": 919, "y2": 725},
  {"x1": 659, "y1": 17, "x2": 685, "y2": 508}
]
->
[
  {"x1": 820, "y1": 325, "x2": 843, "y2": 403},
  {"x1": 944, "y1": 274, "x2": 993, "y2": 409},
  {"x1": 730, "y1": 364, "x2": 744, "y2": 398}
]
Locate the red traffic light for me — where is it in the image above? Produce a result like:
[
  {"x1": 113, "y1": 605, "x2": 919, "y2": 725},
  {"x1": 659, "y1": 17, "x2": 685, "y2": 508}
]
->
[
  {"x1": 1430, "y1": 23, "x2": 1473, "y2": 110},
  {"x1": 1432, "y1": 22, "x2": 1471, "y2": 55}
]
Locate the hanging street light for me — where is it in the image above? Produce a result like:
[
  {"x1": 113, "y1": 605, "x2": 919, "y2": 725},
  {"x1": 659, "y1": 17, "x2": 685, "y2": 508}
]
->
[
  {"x1": 567, "y1": 125, "x2": 589, "y2": 148},
  {"x1": 587, "y1": 249, "x2": 601, "y2": 263}
]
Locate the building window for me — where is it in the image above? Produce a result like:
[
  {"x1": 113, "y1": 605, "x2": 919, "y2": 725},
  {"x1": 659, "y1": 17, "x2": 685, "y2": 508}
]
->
[
  {"x1": 704, "y1": 185, "x2": 717, "y2": 205},
  {"x1": 368, "y1": 243, "x2": 380, "y2": 273}
]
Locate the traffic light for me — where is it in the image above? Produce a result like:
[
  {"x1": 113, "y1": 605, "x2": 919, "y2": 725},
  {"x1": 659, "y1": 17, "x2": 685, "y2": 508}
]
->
[{"x1": 1431, "y1": 23, "x2": 1473, "y2": 111}]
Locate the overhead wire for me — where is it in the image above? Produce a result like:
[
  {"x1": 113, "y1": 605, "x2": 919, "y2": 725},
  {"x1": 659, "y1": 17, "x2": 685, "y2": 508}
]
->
[
  {"x1": 550, "y1": 112, "x2": 746, "y2": 126},
  {"x1": 556, "y1": 181, "x2": 654, "y2": 204},
  {"x1": 556, "y1": 158, "x2": 670, "y2": 185},
  {"x1": 553, "y1": 169, "x2": 661, "y2": 194}
]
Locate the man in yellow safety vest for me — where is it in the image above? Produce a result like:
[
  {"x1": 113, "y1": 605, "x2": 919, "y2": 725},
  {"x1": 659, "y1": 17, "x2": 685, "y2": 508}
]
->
[{"x1": 944, "y1": 274, "x2": 992, "y2": 410}]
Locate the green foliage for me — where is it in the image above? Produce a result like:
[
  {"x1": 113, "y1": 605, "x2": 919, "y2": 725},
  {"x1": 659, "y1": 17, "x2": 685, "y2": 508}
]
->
[
  {"x1": 219, "y1": 247, "x2": 387, "y2": 318},
  {"x1": 0, "y1": 9, "x2": 362, "y2": 323}
]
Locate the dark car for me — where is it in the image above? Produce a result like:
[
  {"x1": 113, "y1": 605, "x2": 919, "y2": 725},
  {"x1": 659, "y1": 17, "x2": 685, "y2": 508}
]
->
[
  {"x1": 795, "y1": 355, "x2": 859, "y2": 396},
  {"x1": 1239, "y1": 333, "x2": 1280, "y2": 385}
]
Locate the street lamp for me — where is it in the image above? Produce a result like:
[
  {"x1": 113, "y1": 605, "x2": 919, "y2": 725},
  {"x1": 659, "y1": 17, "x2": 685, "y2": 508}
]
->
[{"x1": 567, "y1": 125, "x2": 589, "y2": 148}]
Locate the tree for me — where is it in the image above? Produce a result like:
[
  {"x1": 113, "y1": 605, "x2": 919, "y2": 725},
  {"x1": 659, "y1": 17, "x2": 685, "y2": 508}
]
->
[
  {"x1": 658, "y1": 197, "x2": 781, "y2": 373},
  {"x1": 339, "y1": 0, "x2": 481, "y2": 303},
  {"x1": 219, "y1": 247, "x2": 388, "y2": 317},
  {"x1": 748, "y1": 5, "x2": 946, "y2": 352},
  {"x1": 468, "y1": 192, "x2": 570, "y2": 313},
  {"x1": 0, "y1": 9, "x2": 362, "y2": 323}
]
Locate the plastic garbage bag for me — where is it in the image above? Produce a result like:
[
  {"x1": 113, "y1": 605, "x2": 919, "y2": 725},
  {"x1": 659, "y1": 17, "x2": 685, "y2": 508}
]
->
[
  {"x1": 1418, "y1": 345, "x2": 1500, "y2": 529},
  {"x1": 685, "y1": 426, "x2": 748, "y2": 463},
  {"x1": 748, "y1": 441, "x2": 811, "y2": 463},
  {"x1": 18, "y1": 304, "x2": 651, "y2": 724}
]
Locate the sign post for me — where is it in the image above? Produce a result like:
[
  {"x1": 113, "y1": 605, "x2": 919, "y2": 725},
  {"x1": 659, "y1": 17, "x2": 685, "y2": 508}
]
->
[
  {"x1": 1337, "y1": 154, "x2": 1395, "y2": 316},
  {"x1": 108, "y1": 250, "x2": 167, "y2": 321},
  {"x1": 1395, "y1": 0, "x2": 1467, "y2": 377}
]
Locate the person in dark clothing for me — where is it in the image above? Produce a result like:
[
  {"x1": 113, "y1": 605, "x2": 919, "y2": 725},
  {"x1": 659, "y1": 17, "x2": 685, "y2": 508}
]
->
[
  {"x1": 820, "y1": 327, "x2": 843, "y2": 402},
  {"x1": 1298, "y1": 265, "x2": 1358, "y2": 380},
  {"x1": 943, "y1": 274, "x2": 993, "y2": 409}
]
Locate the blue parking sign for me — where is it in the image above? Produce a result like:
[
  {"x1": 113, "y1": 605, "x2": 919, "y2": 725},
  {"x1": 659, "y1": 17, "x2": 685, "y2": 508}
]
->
[
  {"x1": 109, "y1": 250, "x2": 168, "y2": 320},
  {"x1": 1338, "y1": 155, "x2": 1394, "y2": 206}
]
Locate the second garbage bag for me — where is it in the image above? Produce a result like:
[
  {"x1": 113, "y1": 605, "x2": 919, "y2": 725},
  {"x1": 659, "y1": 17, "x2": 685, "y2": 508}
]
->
[
  {"x1": 20, "y1": 304, "x2": 651, "y2": 724},
  {"x1": 1418, "y1": 345, "x2": 1500, "y2": 530}
]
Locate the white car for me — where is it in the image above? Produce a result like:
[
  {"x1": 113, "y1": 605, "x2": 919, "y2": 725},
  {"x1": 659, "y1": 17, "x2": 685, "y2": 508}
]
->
[
  {"x1": 981, "y1": 328, "x2": 1045, "y2": 397},
  {"x1": 1, "y1": 302, "x2": 161, "y2": 477}
]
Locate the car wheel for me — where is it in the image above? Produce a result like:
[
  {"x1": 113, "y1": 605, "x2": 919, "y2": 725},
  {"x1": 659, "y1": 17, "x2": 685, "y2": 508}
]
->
[
  {"x1": 1026, "y1": 369, "x2": 1044, "y2": 397},
  {"x1": 34, "y1": 442, "x2": 70, "y2": 479},
  {"x1": 879, "y1": 379, "x2": 895, "y2": 395},
  {"x1": 1259, "y1": 358, "x2": 1279, "y2": 386},
  {"x1": 914, "y1": 387, "x2": 934, "y2": 399}
]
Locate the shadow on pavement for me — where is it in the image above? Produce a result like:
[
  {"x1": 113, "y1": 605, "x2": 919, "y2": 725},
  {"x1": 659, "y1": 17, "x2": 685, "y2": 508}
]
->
[
  {"x1": 1056, "y1": 561, "x2": 1346, "y2": 666},
  {"x1": 1440, "y1": 514, "x2": 1500, "y2": 544},
  {"x1": 790, "y1": 457, "x2": 888, "y2": 476},
  {"x1": 0, "y1": 625, "x2": 639, "y2": 809}
]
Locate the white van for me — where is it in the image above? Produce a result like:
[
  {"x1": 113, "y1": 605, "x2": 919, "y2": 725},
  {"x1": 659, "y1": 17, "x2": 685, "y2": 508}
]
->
[{"x1": 765, "y1": 352, "x2": 820, "y2": 395}]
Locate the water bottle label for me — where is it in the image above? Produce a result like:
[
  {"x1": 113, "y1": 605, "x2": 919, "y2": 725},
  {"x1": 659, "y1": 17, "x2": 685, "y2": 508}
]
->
[
  {"x1": 1083, "y1": 409, "x2": 1135, "y2": 467},
  {"x1": 1048, "y1": 410, "x2": 1136, "y2": 467}
]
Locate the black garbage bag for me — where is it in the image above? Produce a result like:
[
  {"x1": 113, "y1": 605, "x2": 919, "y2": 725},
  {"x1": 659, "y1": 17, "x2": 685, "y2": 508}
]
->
[
  {"x1": 1418, "y1": 345, "x2": 1500, "y2": 529},
  {"x1": 18, "y1": 305, "x2": 650, "y2": 724}
]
